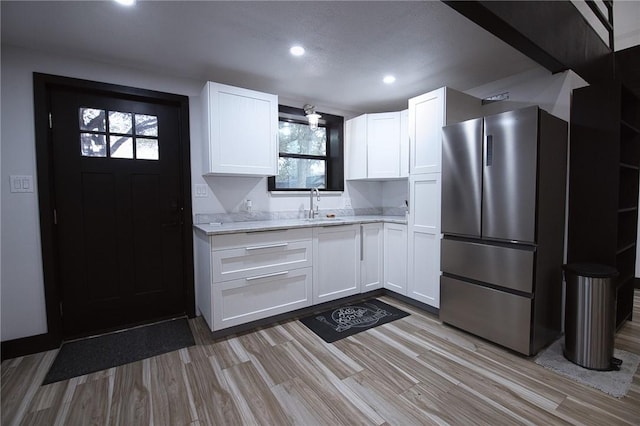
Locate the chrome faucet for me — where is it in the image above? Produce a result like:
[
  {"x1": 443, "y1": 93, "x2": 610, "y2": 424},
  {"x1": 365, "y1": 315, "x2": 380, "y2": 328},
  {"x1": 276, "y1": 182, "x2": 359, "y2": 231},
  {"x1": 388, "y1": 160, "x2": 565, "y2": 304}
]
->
[{"x1": 309, "y1": 187, "x2": 320, "y2": 218}]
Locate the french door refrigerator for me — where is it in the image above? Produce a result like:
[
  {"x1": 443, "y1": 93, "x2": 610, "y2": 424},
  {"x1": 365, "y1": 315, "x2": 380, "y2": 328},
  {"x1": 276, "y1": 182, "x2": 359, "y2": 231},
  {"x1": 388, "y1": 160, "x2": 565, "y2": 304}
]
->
[{"x1": 440, "y1": 106, "x2": 567, "y2": 356}]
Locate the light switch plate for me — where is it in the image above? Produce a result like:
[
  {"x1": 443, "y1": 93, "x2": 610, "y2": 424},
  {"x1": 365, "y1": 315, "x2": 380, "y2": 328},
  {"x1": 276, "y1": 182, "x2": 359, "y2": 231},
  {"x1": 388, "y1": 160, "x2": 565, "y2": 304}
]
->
[
  {"x1": 10, "y1": 175, "x2": 34, "y2": 193},
  {"x1": 194, "y1": 184, "x2": 208, "y2": 198}
]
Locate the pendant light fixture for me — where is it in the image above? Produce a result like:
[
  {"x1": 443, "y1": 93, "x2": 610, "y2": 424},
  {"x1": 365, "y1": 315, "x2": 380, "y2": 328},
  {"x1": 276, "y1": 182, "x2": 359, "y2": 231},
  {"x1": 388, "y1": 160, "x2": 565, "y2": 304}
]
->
[{"x1": 303, "y1": 104, "x2": 321, "y2": 130}]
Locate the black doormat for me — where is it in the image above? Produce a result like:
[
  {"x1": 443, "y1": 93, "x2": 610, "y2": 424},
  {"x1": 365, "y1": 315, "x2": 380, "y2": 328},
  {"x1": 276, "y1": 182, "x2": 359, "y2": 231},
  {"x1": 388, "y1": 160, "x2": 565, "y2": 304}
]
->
[
  {"x1": 43, "y1": 318, "x2": 195, "y2": 385},
  {"x1": 299, "y1": 298, "x2": 409, "y2": 343}
]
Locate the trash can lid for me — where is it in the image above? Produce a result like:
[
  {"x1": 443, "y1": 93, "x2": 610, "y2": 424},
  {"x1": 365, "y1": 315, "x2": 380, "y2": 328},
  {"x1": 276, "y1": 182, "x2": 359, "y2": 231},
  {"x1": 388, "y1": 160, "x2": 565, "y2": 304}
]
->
[{"x1": 562, "y1": 263, "x2": 619, "y2": 278}]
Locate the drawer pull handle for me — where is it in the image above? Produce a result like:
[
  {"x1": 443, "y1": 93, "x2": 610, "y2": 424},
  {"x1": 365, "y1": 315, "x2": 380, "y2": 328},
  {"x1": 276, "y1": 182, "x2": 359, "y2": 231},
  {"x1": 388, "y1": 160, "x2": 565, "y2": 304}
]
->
[
  {"x1": 245, "y1": 243, "x2": 289, "y2": 251},
  {"x1": 245, "y1": 271, "x2": 289, "y2": 281}
]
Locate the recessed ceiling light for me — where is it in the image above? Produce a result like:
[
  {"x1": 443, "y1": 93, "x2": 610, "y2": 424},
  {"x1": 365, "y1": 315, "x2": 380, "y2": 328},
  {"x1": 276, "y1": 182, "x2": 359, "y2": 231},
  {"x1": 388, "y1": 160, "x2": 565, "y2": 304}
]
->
[
  {"x1": 290, "y1": 45, "x2": 305, "y2": 57},
  {"x1": 383, "y1": 75, "x2": 396, "y2": 84},
  {"x1": 114, "y1": 0, "x2": 136, "y2": 6}
]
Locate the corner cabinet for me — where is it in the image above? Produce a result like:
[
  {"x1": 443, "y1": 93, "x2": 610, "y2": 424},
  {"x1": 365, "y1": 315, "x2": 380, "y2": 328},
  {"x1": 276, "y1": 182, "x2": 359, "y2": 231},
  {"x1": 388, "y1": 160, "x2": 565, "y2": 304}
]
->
[
  {"x1": 313, "y1": 224, "x2": 361, "y2": 304},
  {"x1": 201, "y1": 81, "x2": 278, "y2": 176},
  {"x1": 346, "y1": 110, "x2": 408, "y2": 180}
]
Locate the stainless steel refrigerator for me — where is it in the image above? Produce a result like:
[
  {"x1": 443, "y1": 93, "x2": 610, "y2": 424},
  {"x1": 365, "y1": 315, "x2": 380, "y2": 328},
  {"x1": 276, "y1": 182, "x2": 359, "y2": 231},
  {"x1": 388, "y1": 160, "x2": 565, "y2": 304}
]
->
[{"x1": 440, "y1": 106, "x2": 567, "y2": 356}]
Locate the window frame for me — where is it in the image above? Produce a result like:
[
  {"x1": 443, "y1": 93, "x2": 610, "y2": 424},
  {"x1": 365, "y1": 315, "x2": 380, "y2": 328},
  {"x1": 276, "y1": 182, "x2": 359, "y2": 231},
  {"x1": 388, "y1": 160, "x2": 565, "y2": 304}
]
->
[{"x1": 268, "y1": 105, "x2": 344, "y2": 192}]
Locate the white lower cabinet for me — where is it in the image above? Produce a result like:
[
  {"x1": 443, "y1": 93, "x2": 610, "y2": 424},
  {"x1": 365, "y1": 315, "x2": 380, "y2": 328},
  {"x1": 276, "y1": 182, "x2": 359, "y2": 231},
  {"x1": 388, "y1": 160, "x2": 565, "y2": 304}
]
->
[
  {"x1": 197, "y1": 228, "x2": 313, "y2": 331},
  {"x1": 196, "y1": 221, "x2": 393, "y2": 332},
  {"x1": 384, "y1": 223, "x2": 407, "y2": 295},
  {"x1": 313, "y1": 224, "x2": 361, "y2": 304},
  {"x1": 361, "y1": 223, "x2": 384, "y2": 291},
  {"x1": 213, "y1": 267, "x2": 312, "y2": 330},
  {"x1": 408, "y1": 174, "x2": 441, "y2": 308}
]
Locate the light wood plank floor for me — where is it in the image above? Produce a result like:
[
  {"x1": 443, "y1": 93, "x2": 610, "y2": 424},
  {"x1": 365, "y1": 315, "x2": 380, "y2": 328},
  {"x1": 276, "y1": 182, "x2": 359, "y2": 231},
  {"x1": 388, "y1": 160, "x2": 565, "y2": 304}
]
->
[{"x1": 2, "y1": 292, "x2": 639, "y2": 425}]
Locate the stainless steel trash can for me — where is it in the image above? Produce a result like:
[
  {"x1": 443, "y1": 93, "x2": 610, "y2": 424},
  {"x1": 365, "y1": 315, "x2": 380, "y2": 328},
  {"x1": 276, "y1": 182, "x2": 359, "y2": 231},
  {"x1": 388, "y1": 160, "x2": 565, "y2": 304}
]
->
[{"x1": 562, "y1": 263, "x2": 620, "y2": 371}]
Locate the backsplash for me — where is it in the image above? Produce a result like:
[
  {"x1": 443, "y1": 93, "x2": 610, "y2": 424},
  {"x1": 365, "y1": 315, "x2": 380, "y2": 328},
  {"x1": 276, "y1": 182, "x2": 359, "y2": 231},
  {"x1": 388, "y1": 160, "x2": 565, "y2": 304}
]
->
[{"x1": 194, "y1": 207, "x2": 406, "y2": 224}]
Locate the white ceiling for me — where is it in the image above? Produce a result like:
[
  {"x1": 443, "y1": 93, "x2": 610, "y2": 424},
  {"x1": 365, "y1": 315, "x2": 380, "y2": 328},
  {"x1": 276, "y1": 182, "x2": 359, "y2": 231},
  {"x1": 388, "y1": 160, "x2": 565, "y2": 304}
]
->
[{"x1": 1, "y1": 1, "x2": 541, "y2": 115}]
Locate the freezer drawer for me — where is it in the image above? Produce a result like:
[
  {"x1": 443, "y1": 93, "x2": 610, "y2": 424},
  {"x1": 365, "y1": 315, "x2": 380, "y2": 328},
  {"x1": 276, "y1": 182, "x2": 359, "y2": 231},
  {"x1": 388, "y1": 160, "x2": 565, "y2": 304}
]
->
[
  {"x1": 441, "y1": 238, "x2": 534, "y2": 293},
  {"x1": 440, "y1": 276, "x2": 533, "y2": 355}
]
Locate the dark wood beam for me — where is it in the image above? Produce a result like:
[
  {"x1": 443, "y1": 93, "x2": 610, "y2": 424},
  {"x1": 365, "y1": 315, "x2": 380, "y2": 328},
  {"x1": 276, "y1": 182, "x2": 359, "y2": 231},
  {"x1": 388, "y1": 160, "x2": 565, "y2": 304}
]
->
[{"x1": 443, "y1": 1, "x2": 614, "y2": 86}]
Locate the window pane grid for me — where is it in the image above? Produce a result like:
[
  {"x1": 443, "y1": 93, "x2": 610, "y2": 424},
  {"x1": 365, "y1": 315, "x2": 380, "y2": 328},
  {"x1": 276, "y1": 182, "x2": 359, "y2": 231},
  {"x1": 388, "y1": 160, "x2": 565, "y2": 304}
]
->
[{"x1": 79, "y1": 107, "x2": 158, "y2": 161}]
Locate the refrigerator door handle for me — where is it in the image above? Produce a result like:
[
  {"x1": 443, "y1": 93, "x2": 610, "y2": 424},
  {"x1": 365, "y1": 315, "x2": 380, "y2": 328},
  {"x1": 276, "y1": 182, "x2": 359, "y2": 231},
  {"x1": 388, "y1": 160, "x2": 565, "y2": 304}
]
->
[{"x1": 486, "y1": 134, "x2": 493, "y2": 166}]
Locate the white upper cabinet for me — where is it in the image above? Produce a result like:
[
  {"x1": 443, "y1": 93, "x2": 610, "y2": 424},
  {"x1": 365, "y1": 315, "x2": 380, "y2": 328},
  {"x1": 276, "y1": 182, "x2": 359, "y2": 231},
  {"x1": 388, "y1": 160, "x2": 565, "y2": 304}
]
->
[
  {"x1": 201, "y1": 82, "x2": 278, "y2": 176},
  {"x1": 400, "y1": 109, "x2": 409, "y2": 178},
  {"x1": 367, "y1": 112, "x2": 402, "y2": 178},
  {"x1": 346, "y1": 114, "x2": 368, "y2": 180},
  {"x1": 408, "y1": 87, "x2": 480, "y2": 175},
  {"x1": 346, "y1": 110, "x2": 408, "y2": 180}
]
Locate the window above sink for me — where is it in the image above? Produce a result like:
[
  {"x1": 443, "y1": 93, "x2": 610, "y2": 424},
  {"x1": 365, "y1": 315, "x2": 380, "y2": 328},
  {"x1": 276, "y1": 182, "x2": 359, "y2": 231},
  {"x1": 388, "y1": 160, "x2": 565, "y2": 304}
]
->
[{"x1": 268, "y1": 105, "x2": 344, "y2": 192}]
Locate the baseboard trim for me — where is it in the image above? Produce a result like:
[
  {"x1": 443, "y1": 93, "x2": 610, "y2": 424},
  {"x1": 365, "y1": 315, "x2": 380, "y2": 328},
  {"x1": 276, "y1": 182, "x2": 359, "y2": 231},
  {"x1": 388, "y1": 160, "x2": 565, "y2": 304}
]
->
[{"x1": 1, "y1": 333, "x2": 61, "y2": 361}]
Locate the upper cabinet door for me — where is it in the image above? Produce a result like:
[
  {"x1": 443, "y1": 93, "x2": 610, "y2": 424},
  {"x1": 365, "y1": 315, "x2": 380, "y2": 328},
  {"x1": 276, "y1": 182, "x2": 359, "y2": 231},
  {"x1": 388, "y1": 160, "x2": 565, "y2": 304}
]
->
[
  {"x1": 201, "y1": 82, "x2": 278, "y2": 176},
  {"x1": 409, "y1": 87, "x2": 482, "y2": 176},
  {"x1": 409, "y1": 88, "x2": 445, "y2": 174},
  {"x1": 482, "y1": 107, "x2": 539, "y2": 243},
  {"x1": 367, "y1": 112, "x2": 401, "y2": 178},
  {"x1": 345, "y1": 111, "x2": 406, "y2": 180},
  {"x1": 345, "y1": 114, "x2": 368, "y2": 180}
]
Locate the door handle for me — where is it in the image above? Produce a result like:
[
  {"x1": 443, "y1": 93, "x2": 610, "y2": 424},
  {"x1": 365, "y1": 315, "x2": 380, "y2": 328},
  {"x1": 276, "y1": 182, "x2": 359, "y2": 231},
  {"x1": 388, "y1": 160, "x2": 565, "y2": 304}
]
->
[
  {"x1": 245, "y1": 243, "x2": 289, "y2": 251},
  {"x1": 245, "y1": 271, "x2": 289, "y2": 281},
  {"x1": 486, "y1": 135, "x2": 493, "y2": 167}
]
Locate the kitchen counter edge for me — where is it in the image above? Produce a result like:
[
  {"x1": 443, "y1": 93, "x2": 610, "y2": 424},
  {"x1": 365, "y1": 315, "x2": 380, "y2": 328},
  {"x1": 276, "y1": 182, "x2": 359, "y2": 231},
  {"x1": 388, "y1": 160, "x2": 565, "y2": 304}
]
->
[{"x1": 193, "y1": 215, "x2": 407, "y2": 235}]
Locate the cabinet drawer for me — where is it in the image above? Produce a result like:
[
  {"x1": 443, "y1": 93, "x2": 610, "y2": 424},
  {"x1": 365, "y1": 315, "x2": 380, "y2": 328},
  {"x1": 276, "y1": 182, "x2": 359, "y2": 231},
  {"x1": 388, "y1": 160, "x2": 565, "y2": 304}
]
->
[
  {"x1": 212, "y1": 240, "x2": 312, "y2": 282},
  {"x1": 212, "y1": 228, "x2": 312, "y2": 251},
  {"x1": 212, "y1": 267, "x2": 312, "y2": 330},
  {"x1": 440, "y1": 276, "x2": 532, "y2": 355}
]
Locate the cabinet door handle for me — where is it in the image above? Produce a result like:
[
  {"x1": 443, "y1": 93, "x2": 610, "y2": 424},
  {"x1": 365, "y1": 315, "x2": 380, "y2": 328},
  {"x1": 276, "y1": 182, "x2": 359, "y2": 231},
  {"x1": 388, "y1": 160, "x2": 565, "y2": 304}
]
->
[
  {"x1": 245, "y1": 243, "x2": 289, "y2": 251},
  {"x1": 245, "y1": 271, "x2": 289, "y2": 281},
  {"x1": 360, "y1": 225, "x2": 364, "y2": 261}
]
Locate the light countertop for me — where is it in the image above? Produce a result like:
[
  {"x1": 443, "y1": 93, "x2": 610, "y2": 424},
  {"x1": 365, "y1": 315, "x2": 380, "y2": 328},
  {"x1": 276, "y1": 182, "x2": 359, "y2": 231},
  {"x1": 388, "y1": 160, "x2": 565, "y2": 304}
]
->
[{"x1": 193, "y1": 215, "x2": 407, "y2": 235}]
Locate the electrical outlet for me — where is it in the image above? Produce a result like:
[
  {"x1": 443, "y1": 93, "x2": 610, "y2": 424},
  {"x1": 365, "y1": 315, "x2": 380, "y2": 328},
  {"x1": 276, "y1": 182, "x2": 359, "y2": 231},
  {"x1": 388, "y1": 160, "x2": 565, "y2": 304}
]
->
[{"x1": 344, "y1": 197, "x2": 352, "y2": 208}]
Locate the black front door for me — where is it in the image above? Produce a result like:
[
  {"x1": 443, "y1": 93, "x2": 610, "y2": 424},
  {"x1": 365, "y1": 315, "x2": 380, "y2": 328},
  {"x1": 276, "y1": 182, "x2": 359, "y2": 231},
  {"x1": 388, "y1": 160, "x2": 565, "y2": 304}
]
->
[{"x1": 49, "y1": 85, "x2": 190, "y2": 338}]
